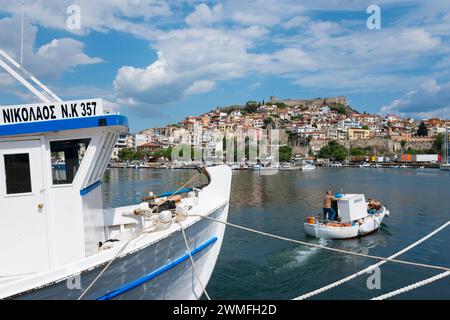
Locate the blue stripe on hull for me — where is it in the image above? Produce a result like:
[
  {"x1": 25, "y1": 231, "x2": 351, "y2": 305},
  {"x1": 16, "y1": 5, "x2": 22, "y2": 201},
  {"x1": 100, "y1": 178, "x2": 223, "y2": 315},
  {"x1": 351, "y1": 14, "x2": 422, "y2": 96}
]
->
[
  {"x1": 96, "y1": 236, "x2": 218, "y2": 300},
  {"x1": 80, "y1": 180, "x2": 102, "y2": 196}
]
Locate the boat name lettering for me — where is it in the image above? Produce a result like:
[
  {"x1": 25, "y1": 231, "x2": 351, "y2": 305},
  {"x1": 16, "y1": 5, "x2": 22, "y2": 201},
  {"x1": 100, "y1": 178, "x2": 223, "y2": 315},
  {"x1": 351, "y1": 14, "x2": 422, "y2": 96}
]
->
[{"x1": 0, "y1": 99, "x2": 103, "y2": 125}]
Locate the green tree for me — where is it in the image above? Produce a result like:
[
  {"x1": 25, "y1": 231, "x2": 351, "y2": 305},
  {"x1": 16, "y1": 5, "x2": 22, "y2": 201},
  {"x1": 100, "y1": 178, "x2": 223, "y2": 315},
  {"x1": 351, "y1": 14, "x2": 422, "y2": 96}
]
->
[
  {"x1": 279, "y1": 145, "x2": 293, "y2": 162},
  {"x1": 416, "y1": 121, "x2": 429, "y2": 137},
  {"x1": 245, "y1": 101, "x2": 259, "y2": 113},
  {"x1": 319, "y1": 140, "x2": 347, "y2": 161},
  {"x1": 350, "y1": 147, "x2": 367, "y2": 156},
  {"x1": 330, "y1": 104, "x2": 347, "y2": 115},
  {"x1": 290, "y1": 115, "x2": 303, "y2": 121},
  {"x1": 432, "y1": 133, "x2": 444, "y2": 155},
  {"x1": 361, "y1": 125, "x2": 369, "y2": 130},
  {"x1": 274, "y1": 102, "x2": 288, "y2": 109},
  {"x1": 118, "y1": 148, "x2": 135, "y2": 161}
]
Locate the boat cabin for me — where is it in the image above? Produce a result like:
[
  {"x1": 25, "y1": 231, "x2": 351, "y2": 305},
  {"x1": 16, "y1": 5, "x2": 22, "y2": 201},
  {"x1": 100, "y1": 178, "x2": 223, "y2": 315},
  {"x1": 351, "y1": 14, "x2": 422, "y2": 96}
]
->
[
  {"x1": 335, "y1": 194, "x2": 368, "y2": 223},
  {"x1": 0, "y1": 99, "x2": 128, "y2": 276}
]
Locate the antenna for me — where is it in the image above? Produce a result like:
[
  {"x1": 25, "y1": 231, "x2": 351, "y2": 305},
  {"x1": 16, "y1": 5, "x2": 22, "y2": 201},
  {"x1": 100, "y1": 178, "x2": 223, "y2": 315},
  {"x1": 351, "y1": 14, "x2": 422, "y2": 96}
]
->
[{"x1": 20, "y1": 3, "x2": 24, "y2": 65}]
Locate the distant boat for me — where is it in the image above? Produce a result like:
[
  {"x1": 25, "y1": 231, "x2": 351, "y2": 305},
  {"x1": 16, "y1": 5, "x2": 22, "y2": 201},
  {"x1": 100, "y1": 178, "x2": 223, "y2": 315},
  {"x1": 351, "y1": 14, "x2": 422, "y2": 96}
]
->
[
  {"x1": 279, "y1": 163, "x2": 300, "y2": 171},
  {"x1": 304, "y1": 194, "x2": 390, "y2": 239},
  {"x1": 252, "y1": 163, "x2": 262, "y2": 171},
  {"x1": 359, "y1": 163, "x2": 370, "y2": 168},
  {"x1": 301, "y1": 162, "x2": 316, "y2": 171}
]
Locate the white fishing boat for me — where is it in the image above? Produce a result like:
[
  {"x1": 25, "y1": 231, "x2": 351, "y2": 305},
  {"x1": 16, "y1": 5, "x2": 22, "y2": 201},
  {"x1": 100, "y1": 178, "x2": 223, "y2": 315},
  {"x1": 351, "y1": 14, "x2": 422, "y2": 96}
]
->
[
  {"x1": 0, "y1": 49, "x2": 232, "y2": 300},
  {"x1": 301, "y1": 162, "x2": 316, "y2": 171},
  {"x1": 304, "y1": 194, "x2": 390, "y2": 239}
]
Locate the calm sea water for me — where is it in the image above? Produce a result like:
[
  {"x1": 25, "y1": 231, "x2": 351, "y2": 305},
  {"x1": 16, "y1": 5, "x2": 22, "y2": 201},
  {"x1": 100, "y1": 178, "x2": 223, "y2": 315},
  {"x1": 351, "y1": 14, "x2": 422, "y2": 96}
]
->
[{"x1": 103, "y1": 167, "x2": 450, "y2": 300}]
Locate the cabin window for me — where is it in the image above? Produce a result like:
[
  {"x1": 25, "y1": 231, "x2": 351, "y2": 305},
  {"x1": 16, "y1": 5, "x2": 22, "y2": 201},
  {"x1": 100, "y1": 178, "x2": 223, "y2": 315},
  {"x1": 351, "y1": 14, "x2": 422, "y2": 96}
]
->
[
  {"x1": 4, "y1": 153, "x2": 32, "y2": 194},
  {"x1": 50, "y1": 138, "x2": 91, "y2": 185}
]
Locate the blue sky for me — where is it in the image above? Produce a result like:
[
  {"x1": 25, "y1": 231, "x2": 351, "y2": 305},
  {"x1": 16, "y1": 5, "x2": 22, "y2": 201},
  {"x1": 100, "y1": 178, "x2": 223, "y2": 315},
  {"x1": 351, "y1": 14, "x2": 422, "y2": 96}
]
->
[{"x1": 1, "y1": 1, "x2": 450, "y2": 131}]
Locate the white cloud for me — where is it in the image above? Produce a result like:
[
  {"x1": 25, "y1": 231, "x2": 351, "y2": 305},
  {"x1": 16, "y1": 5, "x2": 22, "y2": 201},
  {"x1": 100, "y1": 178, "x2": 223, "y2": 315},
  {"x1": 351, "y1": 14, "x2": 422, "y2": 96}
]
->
[
  {"x1": 282, "y1": 16, "x2": 310, "y2": 29},
  {"x1": 0, "y1": 15, "x2": 102, "y2": 97},
  {"x1": 114, "y1": 23, "x2": 317, "y2": 106},
  {"x1": 2, "y1": 0, "x2": 450, "y2": 118},
  {"x1": 381, "y1": 79, "x2": 450, "y2": 119},
  {"x1": 185, "y1": 3, "x2": 223, "y2": 27},
  {"x1": 34, "y1": 39, "x2": 103, "y2": 78},
  {"x1": 0, "y1": 0, "x2": 171, "y2": 38},
  {"x1": 184, "y1": 80, "x2": 216, "y2": 95}
]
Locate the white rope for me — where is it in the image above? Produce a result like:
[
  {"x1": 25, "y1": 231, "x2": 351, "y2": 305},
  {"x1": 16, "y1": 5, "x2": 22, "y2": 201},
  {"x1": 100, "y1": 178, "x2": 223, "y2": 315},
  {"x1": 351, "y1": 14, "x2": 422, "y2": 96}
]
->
[
  {"x1": 371, "y1": 271, "x2": 450, "y2": 300},
  {"x1": 177, "y1": 220, "x2": 211, "y2": 300},
  {"x1": 294, "y1": 220, "x2": 450, "y2": 300},
  {"x1": 78, "y1": 171, "x2": 202, "y2": 300},
  {"x1": 190, "y1": 215, "x2": 450, "y2": 273},
  {"x1": 77, "y1": 229, "x2": 147, "y2": 300}
]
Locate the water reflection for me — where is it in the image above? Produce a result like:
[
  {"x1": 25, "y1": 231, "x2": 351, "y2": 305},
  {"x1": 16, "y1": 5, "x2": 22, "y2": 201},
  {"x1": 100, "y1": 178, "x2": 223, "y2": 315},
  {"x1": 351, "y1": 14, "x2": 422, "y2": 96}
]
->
[{"x1": 103, "y1": 167, "x2": 450, "y2": 299}]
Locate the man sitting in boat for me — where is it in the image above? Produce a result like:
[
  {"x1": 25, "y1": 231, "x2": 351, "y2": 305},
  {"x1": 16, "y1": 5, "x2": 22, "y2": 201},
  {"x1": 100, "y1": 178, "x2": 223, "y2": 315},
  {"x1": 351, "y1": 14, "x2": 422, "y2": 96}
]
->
[
  {"x1": 323, "y1": 190, "x2": 338, "y2": 221},
  {"x1": 367, "y1": 198, "x2": 382, "y2": 214}
]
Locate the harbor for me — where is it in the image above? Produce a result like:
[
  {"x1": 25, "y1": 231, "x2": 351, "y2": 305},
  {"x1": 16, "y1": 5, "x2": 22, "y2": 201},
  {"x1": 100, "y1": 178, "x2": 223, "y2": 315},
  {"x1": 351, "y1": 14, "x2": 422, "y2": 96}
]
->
[
  {"x1": 103, "y1": 166, "x2": 450, "y2": 299},
  {"x1": 0, "y1": 1, "x2": 449, "y2": 306}
]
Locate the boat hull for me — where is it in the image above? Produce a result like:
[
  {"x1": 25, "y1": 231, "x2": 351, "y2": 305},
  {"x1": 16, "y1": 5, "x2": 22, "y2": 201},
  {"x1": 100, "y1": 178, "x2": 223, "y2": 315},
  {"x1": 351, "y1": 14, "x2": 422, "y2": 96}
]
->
[
  {"x1": 304, "y1": 211, "x2": 387, "y2": 239},
  {"x1": 5, "y1": 203, "x2": 228, "y2": 300}
]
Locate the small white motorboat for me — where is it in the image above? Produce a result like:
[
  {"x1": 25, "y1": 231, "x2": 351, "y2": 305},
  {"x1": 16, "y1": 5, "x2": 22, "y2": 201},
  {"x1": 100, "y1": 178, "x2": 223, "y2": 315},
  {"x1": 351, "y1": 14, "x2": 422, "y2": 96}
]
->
[
  {"x1": 359, "y1": 163, "x2": 370, "y2": 168},
  {"x1": 252, "y1": 163, "x2": 262, "y2": 171},
  {"x1": 279, "y1": 163, "x2": 300, "y2": 171},
  {"x1": 304, "y1": 194, "x2": 390, "y2": 239},
  {"x1": 301, "y1": 162, "x2": 316, "y2": 171}
]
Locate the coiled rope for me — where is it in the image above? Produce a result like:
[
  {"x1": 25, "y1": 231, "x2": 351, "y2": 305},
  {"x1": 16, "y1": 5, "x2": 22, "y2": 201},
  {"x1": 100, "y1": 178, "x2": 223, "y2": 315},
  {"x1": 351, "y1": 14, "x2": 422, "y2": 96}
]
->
[
  {"x1": 294, "y1": 220, "x2": 450, "y2": 300},
  {"x1": 371, "y1": 271, "x2": 450, "y2": 300}
]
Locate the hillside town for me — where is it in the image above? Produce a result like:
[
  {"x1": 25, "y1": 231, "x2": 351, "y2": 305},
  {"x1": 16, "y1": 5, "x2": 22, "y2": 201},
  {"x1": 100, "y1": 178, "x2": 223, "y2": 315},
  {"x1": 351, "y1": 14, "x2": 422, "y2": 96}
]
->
[{"x1": 112, "y1": 96, "x2": 449, "y2": 164}]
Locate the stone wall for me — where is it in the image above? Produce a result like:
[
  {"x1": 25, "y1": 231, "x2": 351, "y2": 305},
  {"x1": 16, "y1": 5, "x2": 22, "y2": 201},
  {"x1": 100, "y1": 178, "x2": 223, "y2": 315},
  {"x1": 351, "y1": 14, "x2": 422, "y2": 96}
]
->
[{"x1": 290, "y1": 137, "x2": 434, "y2": 156}]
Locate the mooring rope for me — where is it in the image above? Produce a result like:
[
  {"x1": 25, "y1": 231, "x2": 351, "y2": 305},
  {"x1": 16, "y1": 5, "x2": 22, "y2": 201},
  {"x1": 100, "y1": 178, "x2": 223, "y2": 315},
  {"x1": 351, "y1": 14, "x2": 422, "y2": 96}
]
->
[
  {"x1": 370, "y1": 271, "x2": 450, "y2": 300},
  {"x1": 294, "y1": 220, "x2": 450, "y2": 300},
  {"x1": 77, "y1": 170, "x2": 202, "y2": 300},
  {"x1": 189, "y1": 215, "x2": 450, "y2": 274},
  {"x1": 177, "y1": 219, "x2": 211, "y2": 300}
]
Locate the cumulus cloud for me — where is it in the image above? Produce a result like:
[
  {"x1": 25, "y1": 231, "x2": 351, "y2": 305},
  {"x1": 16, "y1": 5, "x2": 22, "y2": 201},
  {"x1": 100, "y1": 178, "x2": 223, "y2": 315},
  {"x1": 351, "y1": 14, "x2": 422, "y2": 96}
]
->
[
  {"x1": 185, "y1": 3, "x2": 223, "y2": 27},
  {"x1": 381, "y1": 79, "x2": 450, "y2": 119},
  {"x1": 0, "y1": 0, "x2": 171, "y2": 38},
  {"x1": 184, "y1": 80, "x2": 216, "y2": 95},
  {"x1": 2, "y1": 0, "x2": 449, "y2": 118},
  {"x1": 0, "y1": 14, "x2": 102, "y2": 99},
  {"x1": 282, "y1": 16, "x2": 310, "y2": 29},
  {"x1": 113, "y1": 25, "x2": 316, "y2": 107}
]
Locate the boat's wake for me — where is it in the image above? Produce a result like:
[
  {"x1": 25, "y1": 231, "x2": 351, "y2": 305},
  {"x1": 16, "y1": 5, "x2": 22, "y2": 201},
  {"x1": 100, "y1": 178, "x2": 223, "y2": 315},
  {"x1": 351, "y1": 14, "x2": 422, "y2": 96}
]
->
[{"x1": 272, "y1": 238, "x2": 330, "y2": 273}]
